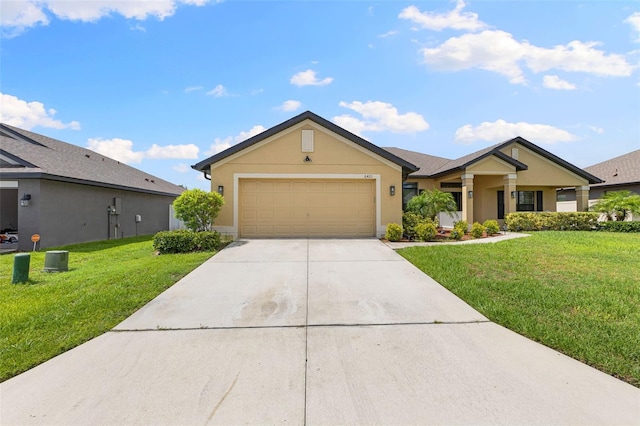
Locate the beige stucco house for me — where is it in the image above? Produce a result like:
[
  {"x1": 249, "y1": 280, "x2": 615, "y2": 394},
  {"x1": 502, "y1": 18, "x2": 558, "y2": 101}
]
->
[{"x1": 193, "y1": 111, "x2": 601, "y2": 238}]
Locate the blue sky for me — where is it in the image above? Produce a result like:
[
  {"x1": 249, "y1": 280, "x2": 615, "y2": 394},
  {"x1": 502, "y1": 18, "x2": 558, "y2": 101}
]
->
[{"x1": 1, "y1": 0, "x2": 639, "y2": 190}]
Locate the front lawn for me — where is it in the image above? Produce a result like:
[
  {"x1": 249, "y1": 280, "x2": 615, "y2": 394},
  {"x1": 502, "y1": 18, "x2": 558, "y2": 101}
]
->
[
  {"x1": 398, "y1": 231, "x2": 640, "y2": 387},
  {"x1": 0, "y1": 236, "x2": 214, "y2": 382}
]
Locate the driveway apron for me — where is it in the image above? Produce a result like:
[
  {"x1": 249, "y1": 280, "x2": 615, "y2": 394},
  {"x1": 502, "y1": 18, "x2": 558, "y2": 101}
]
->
[{"x1": 1, "y1": 239, "x2": 638, "y2": 425}]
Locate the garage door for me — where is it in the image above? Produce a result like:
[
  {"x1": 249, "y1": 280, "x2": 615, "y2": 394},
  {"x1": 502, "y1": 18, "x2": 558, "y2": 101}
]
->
[{"x1": 239, "y1": 179, "x2": 375, "y2": 237}]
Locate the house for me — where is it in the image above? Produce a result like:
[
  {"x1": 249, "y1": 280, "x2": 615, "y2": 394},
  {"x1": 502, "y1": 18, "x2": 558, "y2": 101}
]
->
[
  {"x1": 0, "y1": 124, "x2": 184, "y2": 251},
  {"x1": 192, "y1": 111, "x2": 601, "y2": 238},
  {"x1": 557, "y1": 149, "x2": 640, "y2": 220}
]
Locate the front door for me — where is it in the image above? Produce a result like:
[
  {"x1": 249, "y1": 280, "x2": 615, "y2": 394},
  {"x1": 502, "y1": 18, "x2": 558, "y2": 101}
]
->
[{"x1": 497, "y1": 190, "x2": 505, "y2": 219}]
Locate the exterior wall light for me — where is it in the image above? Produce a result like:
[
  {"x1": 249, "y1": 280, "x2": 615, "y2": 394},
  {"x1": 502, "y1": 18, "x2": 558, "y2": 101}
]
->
[
  {"x1": 511, "y1": 190, "x2": 517, "y2": 199},
  {"x1": 390, "y1": 185, "x2": 395, "y2": 196},
  {"x1": 217, "y1": 185, "x2": 224, "y2": 196},
  {"x1": 20, "y1": 193, "x2": 31, "y2": 207},
  {"x1": 467, "y1": 190, "x2": 473, "y2": 199},
  {"x1": 304, "y1": 156, "x2": 312, "y2": 162}
]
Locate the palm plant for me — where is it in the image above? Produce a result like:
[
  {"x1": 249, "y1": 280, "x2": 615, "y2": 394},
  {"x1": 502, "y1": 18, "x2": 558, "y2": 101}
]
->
[
  {"x1": 405, "y1": 188, "x2": 458, "y2": 223},
  {"x1": 590, "y1": 190, "x2": 640, "y2": 221}
]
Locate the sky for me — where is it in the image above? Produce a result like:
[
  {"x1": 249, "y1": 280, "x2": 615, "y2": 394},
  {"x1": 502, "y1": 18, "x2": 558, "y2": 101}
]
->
[{"x1": 1, "y1": 0, "x2": 639, "y2": 190}]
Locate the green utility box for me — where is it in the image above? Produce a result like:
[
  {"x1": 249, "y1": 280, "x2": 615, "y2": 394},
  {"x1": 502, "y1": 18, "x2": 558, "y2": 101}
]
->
[
  {"x1": 44, "y1": 251, "x2": 69, "y2": 272},
  {"x1": 12, "y1": 253, "x2": 31, "y2": 284}
]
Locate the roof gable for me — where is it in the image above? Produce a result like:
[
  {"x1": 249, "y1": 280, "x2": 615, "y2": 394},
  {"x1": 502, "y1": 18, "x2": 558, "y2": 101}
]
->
[
  {"x1": 0, "y1": 124, "x2": 184, "y2": 196},
  {"x1": 192, "y1": 111, "x2": 418, "y2": 176}
]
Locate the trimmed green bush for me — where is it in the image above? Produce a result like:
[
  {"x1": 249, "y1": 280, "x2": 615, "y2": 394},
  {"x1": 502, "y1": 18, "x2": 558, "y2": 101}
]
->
[
  {"x1": 153, "y1": 230, "x2": 222, "y2": 254},
  {"x1": 453, "y1": 220, "x2": 468, "y2": 234},
  {"x1": 449, "y1": 228, "x2": 464, "y2": 241},
  {"x1": 471, "y1": 222, "x2": 485, "y2": 239},
  {"x1": 483, "y1": 219, "x2": 500, "y2": 235},
  {"x1": 402, "y1": 212, "x2": 423, "y2": 240},
  {"x1": 505, "y1": 212, "x2": 599, "y2": 231},
  {"x1": 415, "y1": 221, "x2": 438, "y2": 241},
  {"x1": 385, "y1": 223, "x2": 403, "y2": 241},
  {"x1": 596, "y1": 221, "x2": 640, "y2": 233}
]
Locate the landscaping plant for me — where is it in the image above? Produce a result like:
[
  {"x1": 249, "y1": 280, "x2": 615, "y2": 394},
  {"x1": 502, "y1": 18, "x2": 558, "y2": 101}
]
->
[
  {"x1": 172, "y1": 188, "x2": 224, "y2": 232},
  {"x1": 402, "y1": 212, "x2": 423, "y2": 240},
  {"x1": 385, "y1": 223, "x2": 403, "y2": 241},
  {"x1": 483, "y1": 219, "x2": 500, "y2": 235},
  {"x1": 405, "y1": 189, "x2": 457, "y2": 223},
  {"x1": 471, "y1": 222, "x2": 485, "y2": 238},
  {"x1": 590, "y1": 190, "x2": 640, "y2": 221},
  {"x1": 415, "y1": 221, "x2": 438, "y2": 241}
]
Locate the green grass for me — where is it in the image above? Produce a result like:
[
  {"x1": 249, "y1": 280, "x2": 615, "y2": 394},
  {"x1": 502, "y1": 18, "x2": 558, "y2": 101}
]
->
[
  {"x1": 0, "y1": 236, "x2": 214, "y2": 382},
  {"x1": 398, "y1": 231, "x2": 640, "y2": 387}
]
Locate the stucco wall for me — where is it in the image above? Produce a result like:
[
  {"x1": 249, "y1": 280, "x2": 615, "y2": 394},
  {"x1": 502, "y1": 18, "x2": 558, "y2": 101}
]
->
[
  {"x1": 16, "y1": 179, "x2": 177, "y2": 251},
  {"x1": 208, "y1": 121, "x2": 403, "y2": 236}
]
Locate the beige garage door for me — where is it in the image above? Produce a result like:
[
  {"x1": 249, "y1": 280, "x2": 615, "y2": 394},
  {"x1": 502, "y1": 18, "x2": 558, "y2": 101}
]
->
[{"x1": 239, "y1": 179, "x2": 375, "y2": 238}]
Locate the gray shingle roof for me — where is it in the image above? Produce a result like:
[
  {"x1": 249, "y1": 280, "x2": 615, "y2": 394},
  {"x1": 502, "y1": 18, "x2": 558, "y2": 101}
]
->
[
  {"x1": 585, "y1": 149, "x2": 640, "y2": 188},
  {"x1": 0, "y1": 124, "x2": 184, "y2": 196},
  {"x1": 385, "y1": 137, "x2": 602, "y2": 184}
]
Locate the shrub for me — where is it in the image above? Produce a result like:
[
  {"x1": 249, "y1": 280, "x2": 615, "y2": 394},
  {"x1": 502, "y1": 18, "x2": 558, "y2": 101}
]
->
[
  {"x1": 471, "y1": 222, "x2": 485, "y2": 239},
  {"x1": 505, "y1": 212, "x2": 599, "y2": 231},
  {"x1": 453, "y1": 220, "x2": 468, "y2": 234},
  {"x1": 449, "y1": 228, "x2": 464, "y2": 241},
  {"x1": 402, "y1": 212, "x2": 423, "y2": 240},
  {"x1": 173, "y1": 189, "x2": 224, "y2": 232},
  {"x1": 415, "y1": 221, "x2": 438, "y2": 241},
  {"x1": 596, "y1": 221, "x2": 640, "y2": 233},
  {"x1": 385, "y1": 223, "x2": 403, "y2": 241},
  {"x1": 153, "y1": 230, "x2": 222, "y2": 254},
  {"x1": 483, "y1": 219, "x2": 500, "y2": 235}
]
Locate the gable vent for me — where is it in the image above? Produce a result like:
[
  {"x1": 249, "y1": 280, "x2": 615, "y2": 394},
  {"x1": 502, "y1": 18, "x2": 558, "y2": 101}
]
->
[{"x1": 302, "y1": 129, "x2": 314, "y2": 152}]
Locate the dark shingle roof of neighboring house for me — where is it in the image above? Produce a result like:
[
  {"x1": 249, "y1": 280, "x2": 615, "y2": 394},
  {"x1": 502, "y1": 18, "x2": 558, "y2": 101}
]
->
[
  {"x1": 584, "y1": 149, "x2": 640, "y2": 188},
  {"x1": 192, "y1": 110, "x2": 419, "y2": 178},
  {"x1": 0, "y1": 124, "x2": 184, "y2": 196},
  {"x1": 385, "y1": 136, "x2": 603, "y2": 184}
]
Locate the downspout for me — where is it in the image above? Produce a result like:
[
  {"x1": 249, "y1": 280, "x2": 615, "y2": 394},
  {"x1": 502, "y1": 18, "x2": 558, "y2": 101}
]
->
[{"x1": 202, "y1": 172, "x2": 211, "y2": 181}]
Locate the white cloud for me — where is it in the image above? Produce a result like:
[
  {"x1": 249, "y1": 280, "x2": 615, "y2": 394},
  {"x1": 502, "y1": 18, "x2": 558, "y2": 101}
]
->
[
  {"x1": 205, "y1": 125, "x2": 267, "y2": 155},
  {"x1": 543, "y1": 75, "x2": 576, "y2": 90},
  {"x1": 87, "y1": 138, "x2": 145, "y2": 164},
  {"x1": 173, "y1": 163, "x2": 191, "y2": 173},
  {"x1": 421, "y1": 30, "x2": 528, "y2": 84},
  {"x1": 279, "y1": 100, "x2": 301, "y2": 112},
  {"x1": 0, "y1": 93, "x2": 80, "y2": 130},
  {"x1": 184, "y1": 86, "x2": 203, "y2": 93},
  {"x1": 146, "y1": 143, "x2": 199, "y2": 159},
  {"x1": 419, "y1": 30, "x2": 633, "y2": 84},
  {"x1": 525, "y1": 41, "x2": 632, "y2": 76},
  {"x1": 588, "y1": 125, "x2": 605, "y2": 134},
  {"x1": 86, "y1": 138, "x2": 199, "y2": 164},
  {"x1": 1, "y1": 0, "x2": 213, "y2": 36},
  {"x1": 398, "y1": 1, "x2": 487, "y2": 32},
  {"x1": 625, "y1": 12, "x2": 640, "y2": 42},
  {"x1": 333, "y1": 101, "x2": 429, "y2": 136},
  {"x1": 206, "y1": 84, "x2": 228, "y2": 97},
  {"x1": 378, "y1": 30, "x2": 399, "y2": 38},
  {"x1": 454, "y1": 119, "x2": 578, "y2": 145},
  {"x1": 290, "y1": 69, "x2": 333, "y2": 87}
]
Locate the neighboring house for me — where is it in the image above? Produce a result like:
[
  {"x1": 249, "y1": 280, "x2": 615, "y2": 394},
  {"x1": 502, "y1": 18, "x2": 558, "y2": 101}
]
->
[
  {"x1": 0, "y1": 124, "x2": 184, "y2": 251},
  {"x1": 192, "y1": 111, "x2": 601, "y2": 238},
  {"x1": 557, "y1": 149, "x2": 640, "y2": 221}
]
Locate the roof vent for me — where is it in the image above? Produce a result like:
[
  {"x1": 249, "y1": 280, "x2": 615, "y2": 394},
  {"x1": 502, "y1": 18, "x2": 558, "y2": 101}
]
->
[{"x1": 85, "y1": 154, "x2": 90, "y2": 158}]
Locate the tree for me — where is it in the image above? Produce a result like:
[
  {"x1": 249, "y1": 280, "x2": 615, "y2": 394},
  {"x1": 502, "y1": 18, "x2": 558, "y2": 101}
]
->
[
  {"x1": 172, "y1": 189, "x2": 224, "y2": 232},
  {"x1": 405, "y1": 188, "x2": 458, "y2": 222},
  {"x1": 590, "y1": 190, "x2": 640, "y2": 221}
]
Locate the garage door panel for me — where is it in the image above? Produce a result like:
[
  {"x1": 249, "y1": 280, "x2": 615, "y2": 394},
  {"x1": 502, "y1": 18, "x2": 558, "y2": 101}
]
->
[{"x1": 239, "y1": 179, "x2": 375, "y2": 238}]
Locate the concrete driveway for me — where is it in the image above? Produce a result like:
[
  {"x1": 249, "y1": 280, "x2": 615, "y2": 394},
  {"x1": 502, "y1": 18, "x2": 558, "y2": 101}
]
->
[{"x1": 1, "y1": 239, "x2": 638, "y2": 425}]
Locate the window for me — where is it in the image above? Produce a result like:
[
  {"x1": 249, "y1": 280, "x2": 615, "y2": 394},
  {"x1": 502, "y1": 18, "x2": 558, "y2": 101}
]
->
[
  {"x1": 516, "y1": 191, "x2": 535, "y2": 211},
  {"x1": 402, "y1": 183, "x2": 418, "y2": 210},
  {"x1": 515, "y1": 190, "x2": 544, "y2": 211},
  {"x1": 451, "y1": 192, "x2": 462, "y2": 211}
]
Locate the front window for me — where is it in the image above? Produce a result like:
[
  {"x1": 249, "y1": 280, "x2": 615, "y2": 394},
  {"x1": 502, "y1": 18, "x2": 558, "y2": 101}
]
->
[
  {"x1": 516, "y1": 191, "x2": 535, "y2": 211},
  {"x1": 402, "y1": 183, "x2": 418, "y2": 210}
]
